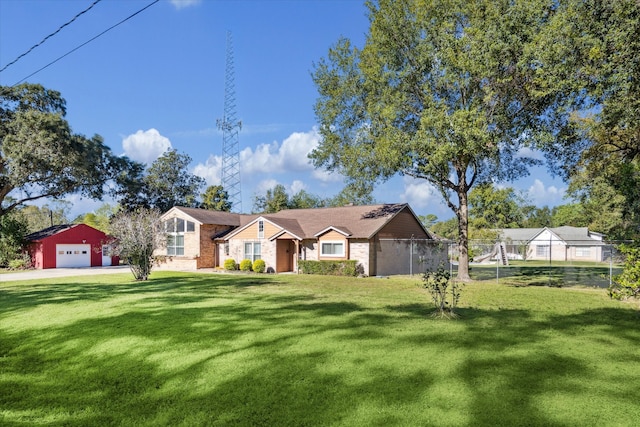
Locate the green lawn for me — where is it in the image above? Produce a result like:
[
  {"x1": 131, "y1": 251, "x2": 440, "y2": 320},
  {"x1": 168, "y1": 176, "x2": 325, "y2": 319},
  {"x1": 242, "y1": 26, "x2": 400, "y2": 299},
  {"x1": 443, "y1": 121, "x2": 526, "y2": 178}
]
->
[
  {"x1": 1, "y1": 272, "x2": 639, "y2": 426},
  {"x1": 469, "y1": 262, "x2": 622, "y2": 288}
]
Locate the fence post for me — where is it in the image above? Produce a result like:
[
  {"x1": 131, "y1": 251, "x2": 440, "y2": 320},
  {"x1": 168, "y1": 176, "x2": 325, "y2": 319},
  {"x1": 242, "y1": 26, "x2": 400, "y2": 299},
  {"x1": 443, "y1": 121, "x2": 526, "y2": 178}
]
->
[
  {"x1": 410, "y1": 235, "x2": 414, "y2": 276},
  {"x1": 496, "y1": 241, "x2": 499, "y2": 284},
  {"x1": 609, "y1": 244, "x2": 613, "y2": 287}
]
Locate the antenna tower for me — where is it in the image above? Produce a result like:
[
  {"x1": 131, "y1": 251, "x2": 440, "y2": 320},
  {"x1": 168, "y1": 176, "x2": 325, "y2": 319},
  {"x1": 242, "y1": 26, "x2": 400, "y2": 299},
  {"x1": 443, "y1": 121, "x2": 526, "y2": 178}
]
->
[{"x1": 217, "y1": 31, "x2": 242, "y2": 212}]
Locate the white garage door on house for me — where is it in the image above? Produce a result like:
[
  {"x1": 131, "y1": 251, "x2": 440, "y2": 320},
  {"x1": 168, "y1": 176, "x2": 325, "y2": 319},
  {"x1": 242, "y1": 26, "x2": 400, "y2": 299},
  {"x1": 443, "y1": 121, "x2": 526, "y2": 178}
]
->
[{"x1": 56, "y1": 244, "x2": 91, "y2": 268}]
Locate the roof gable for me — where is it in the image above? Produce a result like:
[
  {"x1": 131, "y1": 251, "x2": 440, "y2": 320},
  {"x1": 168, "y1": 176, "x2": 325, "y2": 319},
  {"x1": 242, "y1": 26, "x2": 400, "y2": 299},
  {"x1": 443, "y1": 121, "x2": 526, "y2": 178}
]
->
[
  {"x1": 162, "y1": 206, "x2": 244, "y2": 226},
  {"x1": 314, "y1": 226, "x2": 351, "y2": 238},
  {"x1": 25, "y1": 223, "x2": 107, "y2": 242},
  {"x1": 500, "y1": 226, "x2": 606, "y2": 245}
]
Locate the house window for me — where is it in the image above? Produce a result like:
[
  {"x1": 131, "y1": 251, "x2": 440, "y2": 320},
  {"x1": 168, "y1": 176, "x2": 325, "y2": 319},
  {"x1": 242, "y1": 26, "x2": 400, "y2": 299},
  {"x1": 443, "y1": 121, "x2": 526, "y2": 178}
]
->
[
  {"x1": 576, "y1": 247, "x2": 591, "y2": 257},
  {"x1": 536, "y1": 245, "x2": 549, "y2": 257},
  {"x1": 244, "y1": 242, "x2": 261, "y2": 262},
  {"x1": 165, "y1": 218, "x2": 195, "y2": 233},
  {"x1": 167, "y1": 234, "x2": 184, "y2": 256},
  {"x1": 165, "y1": 217, "x2": 194, "y2": 256},
  {"x1": 321, "y1": 241, "x2": 345, "y2": 257},
  {"x1": 224, "y1": 242, "x2": 230, "y2": 256},
  {"x1": 258, "y1": 220, "x2": 264, "y2": 238}
]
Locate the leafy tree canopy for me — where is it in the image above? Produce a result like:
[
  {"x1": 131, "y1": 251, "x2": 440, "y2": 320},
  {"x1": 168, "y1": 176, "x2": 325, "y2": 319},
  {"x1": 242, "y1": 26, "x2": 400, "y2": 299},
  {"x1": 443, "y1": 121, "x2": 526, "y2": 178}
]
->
[
  {"x1": 253, "y1": 184, "x2": 373, "y2": 214},
  {"x1": 19, "y1": 201, "x2": 70, "y2": 233},
  {"x1": 201, "y1": 185, "x2": 232, "y2": 212},
  {"x1": 419, "y1": 214, "x2": 438, "y2": 230},
  {"x1": 468, "y1": 184, "x2": 527, "y2": 230},
  {"x1": 536, "y1": 0, "x2": 640, "y2": 237},
  {"x1": 0, "y1": 210, "x2": 29, "y2": 267},
  {"x1": 312, "y1": 0, "x2": 563, "y2": 280},
  {"x1": 73, "y1": 202, "x2": 118, "y2": 233},
  {"x1": 253, "y1": 184, "x2": 291, "y2": 214},
  {"x1": 117, "y1": 149, "x2": 205, "y2": 213},
  {"x1": 0, "y1": 83, "x2": 140, "y2": 218}
]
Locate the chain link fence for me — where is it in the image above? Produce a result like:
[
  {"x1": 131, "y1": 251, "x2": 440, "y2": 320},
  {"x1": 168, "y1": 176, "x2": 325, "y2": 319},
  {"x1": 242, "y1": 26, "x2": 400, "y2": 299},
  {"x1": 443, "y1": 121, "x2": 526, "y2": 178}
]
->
[{"x1": 443, "y1": 239, "x2": 629, "y2": 288}]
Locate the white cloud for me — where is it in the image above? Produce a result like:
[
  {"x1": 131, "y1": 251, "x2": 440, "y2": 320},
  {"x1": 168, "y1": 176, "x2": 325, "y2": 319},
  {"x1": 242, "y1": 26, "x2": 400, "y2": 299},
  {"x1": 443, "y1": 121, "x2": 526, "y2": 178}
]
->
[
  {"x1": 192, "y1": 154, "x2": 222, "y2": 185},
  {"x1": 516, "y1": 146, "x2": 545, "y2": 161},
  {"x1": 526, "y1": 179, "x2": 565, "y2": 206},
  {"x1": 170, "y1": 0, "x2": 201, "y2": 10},
  {"x1": 240, "y1": 128, "x2": 320, "y2": 174},
  {"x1": 122, "y1": 129, "x2": 171, "y2": 164},
  {"x1": 312, "y1": 168, "x2": 344, "y2": 183},
  {"x1": 400, "y1": 176, "x2": 440, "y2": 210},
  {"x1": 255, "y1": 179, "x2": 279, "y2": 196},
  {"x1": 290, "y1": 180, "x2": 306, "y2": 194}
]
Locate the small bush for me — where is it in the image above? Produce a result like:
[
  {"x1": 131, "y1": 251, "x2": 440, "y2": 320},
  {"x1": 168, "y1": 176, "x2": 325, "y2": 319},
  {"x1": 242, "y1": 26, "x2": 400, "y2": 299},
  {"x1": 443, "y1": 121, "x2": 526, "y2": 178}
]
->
[
  {"x1": 224, "y1": 258, "x2": 237, "y2": 271},
  {"x1": 253, "y1": 259, "x2": 266, "y2": 273},
  {"x1": 609, "y1": 243, "x2": 640, "y2": 300},
  {"x1": 8, "y1": 256, "x2": 29, "y2": 270},
  {"x1": 239, "y1": 259, "x2": 253, "y2": 272},
  {"x1": 298, "y1": 260, "x2": 359, "y2": 276},
  {"x1": 420, "y1": 264, "x2": 463, "y2": 319}
]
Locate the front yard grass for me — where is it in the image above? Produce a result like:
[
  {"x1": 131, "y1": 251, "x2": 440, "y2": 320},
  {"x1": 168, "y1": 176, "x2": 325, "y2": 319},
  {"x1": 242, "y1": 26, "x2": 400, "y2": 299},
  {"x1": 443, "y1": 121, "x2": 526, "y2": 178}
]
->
[{"x1": 1, "y1": 272, "x2": 639, "y2": 426}]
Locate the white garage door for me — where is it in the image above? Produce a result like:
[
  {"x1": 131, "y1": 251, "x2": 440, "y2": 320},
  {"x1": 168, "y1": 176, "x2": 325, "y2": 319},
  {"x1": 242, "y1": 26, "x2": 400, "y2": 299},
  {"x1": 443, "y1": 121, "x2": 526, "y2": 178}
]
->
[{"x1": 56, "y1": 244, "x2": 91, "y2": 268}]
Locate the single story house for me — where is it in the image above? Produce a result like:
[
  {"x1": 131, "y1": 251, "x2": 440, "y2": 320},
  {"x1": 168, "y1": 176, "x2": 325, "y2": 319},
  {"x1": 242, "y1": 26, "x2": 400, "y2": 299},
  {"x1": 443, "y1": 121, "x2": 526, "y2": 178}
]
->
[
  {"x1": 498, "y1": 226, "x2": 607, "y2": 262},
  {"x1": 25, "y1": 224, "x2": 118, "y2": 269},
  {"x1": 157, "y1": 204, "x2": 447, "y2": 276}
]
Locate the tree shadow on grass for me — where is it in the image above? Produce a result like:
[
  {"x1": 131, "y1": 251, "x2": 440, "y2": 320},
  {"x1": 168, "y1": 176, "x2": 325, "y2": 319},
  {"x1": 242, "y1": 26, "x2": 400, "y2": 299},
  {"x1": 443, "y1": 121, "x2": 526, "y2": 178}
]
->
[
  {"x1": 1, "y1": 278, "x2": 639, "y2": 426},
  {"x1": 0, "y1": 272, "x2": 278, "y2": 315},
  {"x1": 388, "y1": 302, "x2": 640, "y2": 426}
]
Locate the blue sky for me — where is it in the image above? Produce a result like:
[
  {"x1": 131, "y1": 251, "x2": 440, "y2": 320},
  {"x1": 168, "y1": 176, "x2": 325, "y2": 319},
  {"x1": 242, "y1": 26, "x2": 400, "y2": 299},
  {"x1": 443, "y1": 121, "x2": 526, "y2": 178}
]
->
[{"x1": 0, "y1": 0, "x2": 567, "y2": 220}]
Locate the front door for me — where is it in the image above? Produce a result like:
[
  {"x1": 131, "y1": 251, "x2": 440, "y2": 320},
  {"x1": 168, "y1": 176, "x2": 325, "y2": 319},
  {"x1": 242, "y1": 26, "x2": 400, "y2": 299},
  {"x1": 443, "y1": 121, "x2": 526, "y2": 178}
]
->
[{"x1": 276, "y1": 240, "x2": 295, "y2": 272}]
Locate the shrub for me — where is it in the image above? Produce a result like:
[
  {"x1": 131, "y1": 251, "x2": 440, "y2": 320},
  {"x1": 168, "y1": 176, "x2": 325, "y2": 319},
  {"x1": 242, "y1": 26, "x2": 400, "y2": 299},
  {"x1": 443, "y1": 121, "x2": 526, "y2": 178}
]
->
[
  {"x1": 8, "y1": 255, "x2": 30, "y2": 270},
  {"x1": 609, "y1": 243, "x2": 640, "y2": 300},
  {"x1": 420, "y1": 263, "x2": 463, "y2": 319},
  {"x1": 224, "y1": 258, "x2": 237, "y2": 271},
  {"x1": 298, "y1": 260, "x2": 359, "y2": 276},
  {"x1": 253, "y1": 259, "x2": 266, "y2": 273},
  {"x1": 239, "y1": 259, "x2": 253, "y2": 272}
]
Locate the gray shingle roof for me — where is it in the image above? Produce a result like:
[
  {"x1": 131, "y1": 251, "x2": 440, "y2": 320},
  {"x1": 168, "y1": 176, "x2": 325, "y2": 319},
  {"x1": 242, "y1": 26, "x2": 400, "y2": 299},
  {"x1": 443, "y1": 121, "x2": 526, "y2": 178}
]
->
[
  {"x1": 259, "y1": 203, "x2": 411, "y2": 239},
  {"x1": 171, "y1": 204, "x2": 429, "y2": 241},
  {"x1": 25, "y1": 224, "x2": 76, "y2": 242},
  {"x1": 499, "y1": 226, "x2": 605, "y2": 245},
  {"x1": 166, "y1": 206, "x2": 246, "y2": 226}
]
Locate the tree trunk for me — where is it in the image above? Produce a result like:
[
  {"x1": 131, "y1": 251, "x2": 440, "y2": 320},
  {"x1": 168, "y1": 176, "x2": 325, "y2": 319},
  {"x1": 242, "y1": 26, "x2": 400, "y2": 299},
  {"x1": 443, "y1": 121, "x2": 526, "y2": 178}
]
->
[{"x1": 456, "y1": 190, "x2": 472, "y2": 282}]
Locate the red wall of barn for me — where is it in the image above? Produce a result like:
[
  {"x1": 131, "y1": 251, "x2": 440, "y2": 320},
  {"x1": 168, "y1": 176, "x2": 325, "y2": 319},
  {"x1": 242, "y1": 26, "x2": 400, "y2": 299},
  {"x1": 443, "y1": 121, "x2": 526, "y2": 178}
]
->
[{"x1": 30, "y1": 224, "x2": 118, "y2": 269}]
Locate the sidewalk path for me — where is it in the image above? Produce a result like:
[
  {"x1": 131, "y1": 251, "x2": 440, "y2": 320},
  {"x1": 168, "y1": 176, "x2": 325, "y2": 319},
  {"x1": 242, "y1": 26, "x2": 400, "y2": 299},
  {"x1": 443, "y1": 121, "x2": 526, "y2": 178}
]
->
[{"x1": 0, "y1": 266, "x2": 131, "y2": 282}]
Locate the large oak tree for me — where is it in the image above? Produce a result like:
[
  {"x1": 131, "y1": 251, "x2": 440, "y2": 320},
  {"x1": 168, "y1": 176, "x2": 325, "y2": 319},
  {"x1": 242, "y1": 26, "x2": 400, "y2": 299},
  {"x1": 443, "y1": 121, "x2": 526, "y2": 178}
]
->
[
  {"x1": 311, "y1": 0, "x2": 563, "y2": 280},
  {"x1": 0, "y1": 83, "x2": 139, "y2": 217}
]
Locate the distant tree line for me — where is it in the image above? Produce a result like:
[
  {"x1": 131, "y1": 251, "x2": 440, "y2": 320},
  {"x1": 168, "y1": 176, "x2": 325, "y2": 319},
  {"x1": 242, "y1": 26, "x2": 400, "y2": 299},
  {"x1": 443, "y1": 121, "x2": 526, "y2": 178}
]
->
[{"x1": 426, "y1": 182, "x2": 632, "y2": 241}]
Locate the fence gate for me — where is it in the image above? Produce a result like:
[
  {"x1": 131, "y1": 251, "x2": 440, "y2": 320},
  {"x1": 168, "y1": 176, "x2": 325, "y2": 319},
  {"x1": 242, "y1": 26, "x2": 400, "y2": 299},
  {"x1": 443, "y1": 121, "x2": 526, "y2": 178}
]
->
[{"x1": 376, "y1": 239, "x2": 449, "y2": 276}]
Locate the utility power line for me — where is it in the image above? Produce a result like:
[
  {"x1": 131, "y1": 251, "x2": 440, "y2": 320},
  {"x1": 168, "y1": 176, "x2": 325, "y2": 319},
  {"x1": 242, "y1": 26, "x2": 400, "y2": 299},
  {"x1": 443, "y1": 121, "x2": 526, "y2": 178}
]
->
[
  {"x1": 10, "y1": 0, "x2": 160, "y2": 85},
  {"x1": 0, "y1": 0, "x2": 103, "y2": 73}
]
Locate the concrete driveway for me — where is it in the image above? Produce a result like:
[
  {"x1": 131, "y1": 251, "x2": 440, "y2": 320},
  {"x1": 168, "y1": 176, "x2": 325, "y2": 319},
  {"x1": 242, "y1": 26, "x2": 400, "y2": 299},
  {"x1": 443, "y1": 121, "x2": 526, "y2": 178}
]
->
[{"x1": 0, "y1": 265, "x2": 131, "y2": 282}]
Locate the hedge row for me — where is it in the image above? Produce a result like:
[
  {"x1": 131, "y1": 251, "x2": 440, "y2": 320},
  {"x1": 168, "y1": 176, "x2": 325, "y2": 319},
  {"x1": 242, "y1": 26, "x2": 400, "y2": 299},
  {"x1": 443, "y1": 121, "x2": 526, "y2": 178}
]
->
[{"x1": 298, "y1": 260, "x2": 360, "y2": 276}]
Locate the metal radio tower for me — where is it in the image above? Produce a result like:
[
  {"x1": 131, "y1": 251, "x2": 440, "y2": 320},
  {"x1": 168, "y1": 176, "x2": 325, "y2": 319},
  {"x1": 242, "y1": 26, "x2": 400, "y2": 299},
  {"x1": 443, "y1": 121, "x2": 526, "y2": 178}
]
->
[{"x1": 217, "y1": 31, "x2": 242, "y2": 212}]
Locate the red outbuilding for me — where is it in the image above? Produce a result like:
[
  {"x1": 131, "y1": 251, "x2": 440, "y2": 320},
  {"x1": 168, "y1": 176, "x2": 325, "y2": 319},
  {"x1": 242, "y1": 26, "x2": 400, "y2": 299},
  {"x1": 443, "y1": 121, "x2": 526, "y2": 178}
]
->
[{"x1": 25, "y1": 224, "x2": 119, "y2": 269}]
